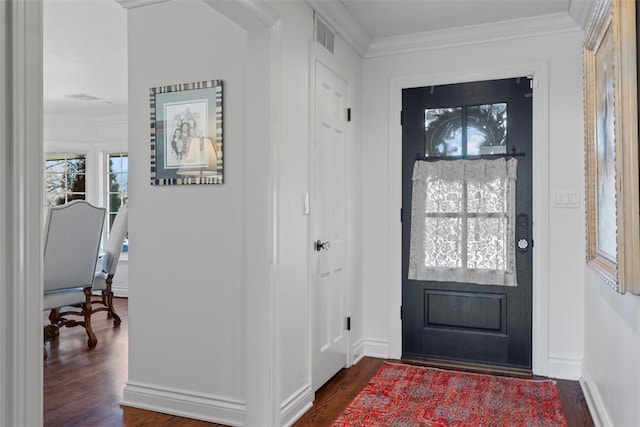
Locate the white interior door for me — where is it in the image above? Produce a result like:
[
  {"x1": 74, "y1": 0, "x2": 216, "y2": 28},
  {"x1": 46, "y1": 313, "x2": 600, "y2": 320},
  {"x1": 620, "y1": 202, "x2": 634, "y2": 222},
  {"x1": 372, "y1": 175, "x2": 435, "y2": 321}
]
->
[{"x1": 312, "y1": 61, "x2": 349, "y2": 391}]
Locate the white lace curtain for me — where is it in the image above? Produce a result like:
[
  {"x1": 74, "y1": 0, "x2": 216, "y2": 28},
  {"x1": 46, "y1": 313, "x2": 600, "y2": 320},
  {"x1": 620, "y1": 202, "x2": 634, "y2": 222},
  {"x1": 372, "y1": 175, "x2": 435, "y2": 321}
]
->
[{"x1": 409, "y1": 158, "x2": 518, "y2": 286}]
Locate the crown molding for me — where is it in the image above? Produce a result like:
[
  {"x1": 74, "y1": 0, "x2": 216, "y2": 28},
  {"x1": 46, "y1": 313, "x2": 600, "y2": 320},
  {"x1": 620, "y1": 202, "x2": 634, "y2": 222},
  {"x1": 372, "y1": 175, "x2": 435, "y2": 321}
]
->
[
  {"x1": 366, "y1": 12, "x2": 582, "y2": 59},
  {"x1": 568, "y1": 0, "x2": 597, "y2": 29},
  {"x1": 115, "y1": 0, "x2": 169, "y2": 9},
  {"x1": 202, "y1": 0, "x2": 279, "y2": 31},
  {"x1": 116, "y1": 0, "x2": 279, "y2": 30},
  {"x1": 304, "y1": 0, "x2": 371, "y2": 57}
]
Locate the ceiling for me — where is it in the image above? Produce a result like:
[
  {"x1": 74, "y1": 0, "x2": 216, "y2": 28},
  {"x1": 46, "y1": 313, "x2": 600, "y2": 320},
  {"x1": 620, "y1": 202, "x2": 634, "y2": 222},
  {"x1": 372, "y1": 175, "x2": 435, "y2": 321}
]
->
[
  {"x1": 44, "y1": 0, "x2": 592, "y2": 117},
  {"x1": 44, "y1": 0, "x2": 127, "y2": 117}
]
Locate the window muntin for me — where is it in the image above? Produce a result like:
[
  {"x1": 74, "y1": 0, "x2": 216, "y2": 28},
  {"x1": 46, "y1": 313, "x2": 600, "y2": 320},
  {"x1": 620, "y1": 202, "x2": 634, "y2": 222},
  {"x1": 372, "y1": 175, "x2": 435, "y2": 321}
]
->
[
  {"x1": 424, "y1": 103, "x2": 507, "y2": 157},
  {"x1": 44, "y1": 153, "x2": 86, "y2": 206},
  {"x1": 107, "y1": 153, "x2": 128, "y2": 253},
  {"x1": 409, "y1": 158, "x2": 517, "y2": 286}
]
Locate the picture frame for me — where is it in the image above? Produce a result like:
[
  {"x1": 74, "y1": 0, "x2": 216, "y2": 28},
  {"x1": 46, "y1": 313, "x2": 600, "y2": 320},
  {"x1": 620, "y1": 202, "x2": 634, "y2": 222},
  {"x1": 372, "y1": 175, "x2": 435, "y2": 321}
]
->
[
  {"x1": 584, "y1": 0, "x2": 640, "y2": 294},
  {"x1": 150, "y1": 80, "x2": 223, "y2": 185}
]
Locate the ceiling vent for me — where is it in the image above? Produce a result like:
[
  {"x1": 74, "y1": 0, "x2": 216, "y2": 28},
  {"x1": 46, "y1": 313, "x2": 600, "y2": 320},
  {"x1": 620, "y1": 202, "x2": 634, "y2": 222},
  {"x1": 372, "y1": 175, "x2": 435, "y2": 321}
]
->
[
  {"x1": 315, "y1": 13, "x2": 335, "y2": 54},
  {"x1": 63, "y1": 93, "x2": 112, "y2": 104}
]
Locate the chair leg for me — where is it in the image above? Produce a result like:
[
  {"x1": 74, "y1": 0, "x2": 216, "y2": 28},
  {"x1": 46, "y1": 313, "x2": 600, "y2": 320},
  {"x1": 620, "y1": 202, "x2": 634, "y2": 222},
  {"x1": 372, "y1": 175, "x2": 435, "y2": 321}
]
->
[
  {"x1": 49, "y1": 307, "x2": 60, "y2": 324},
  {"x1": 102, "y1": 290, "x2": 111, "y2": 318},
  {"x1": 105, "y1": 275, "x2": 121, "y2": 327},
  {"x1": 83, "y1": 287, "x2": 97, "y2": 349},
  {"x1": 45, "y1": 309, "x2": 60, "y2": 340}
]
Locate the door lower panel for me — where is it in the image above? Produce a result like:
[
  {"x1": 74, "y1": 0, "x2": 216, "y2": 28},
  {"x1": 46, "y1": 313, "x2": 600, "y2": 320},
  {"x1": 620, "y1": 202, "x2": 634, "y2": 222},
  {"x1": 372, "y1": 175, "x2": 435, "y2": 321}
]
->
[
  {"x1": 426, "y1": 290, "x2": 506, "y2": 332},
  {"x1": 410, "y1": 289, "x2": 509, "y2": 364}
]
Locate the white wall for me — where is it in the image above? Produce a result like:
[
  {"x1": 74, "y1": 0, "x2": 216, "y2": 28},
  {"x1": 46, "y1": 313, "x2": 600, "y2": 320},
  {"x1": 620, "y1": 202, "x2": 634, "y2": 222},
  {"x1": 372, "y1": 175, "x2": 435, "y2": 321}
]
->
[
  {"x1": 361, "y1": 29, "x2": 586, "y2": 378},
  {"x1": 267, "y1": 3, "x2": 364, "y2": 424},
  {"x1": 123, "y1": 1, "x2": 363, "y2": 424},
  {"x1": 124, "y1": 1, "x2": 247, "y2": 424},
  {"x1": 583, "y1": 271, "x2": 640, "y2": 426},
  {"x1": 271, "y1": 4, "x2": 314, "y2": 420},
  {"x1": 44, "y1": 114, "x2": 129, "y2": 296}
]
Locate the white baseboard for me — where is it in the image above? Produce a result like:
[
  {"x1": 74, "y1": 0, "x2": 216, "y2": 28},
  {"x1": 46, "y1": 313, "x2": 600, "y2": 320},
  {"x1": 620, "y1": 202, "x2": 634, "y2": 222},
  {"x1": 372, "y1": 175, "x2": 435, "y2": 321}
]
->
[
  {"x1": 352, "y1": 338, "x2": 365, "y2": 364},
  {"x1": 91, "y1": 288, "x2": 128, "y2": 298},
  {"x1": 547, "y1": 356, "x2": 582, "y2": 380},
  {"x1": 363, "y1": 338, "x2": 389, "y2": 359},
  {"x1": 122, "y1": 381, "x2": 245, "y2": 426},
  {"x1": 112, "y1": 286, "x2": 129, "y2": 298},
  {"x1": 580, "y1": 368, "x2": 613, "y2": 427},
  {"x1": 280, "y1": 383, "x2": 313, "y2": 427}
]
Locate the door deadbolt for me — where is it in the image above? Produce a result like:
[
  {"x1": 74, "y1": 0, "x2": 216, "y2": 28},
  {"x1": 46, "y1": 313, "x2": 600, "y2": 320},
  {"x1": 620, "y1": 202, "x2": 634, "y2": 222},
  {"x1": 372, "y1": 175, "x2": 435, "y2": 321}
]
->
[
  {"x1": 517, "y1": 213, "x2": 530, "y2": 253},
  {"x1": 314, "y1": 240, "x2": 330, "y2": 251}
]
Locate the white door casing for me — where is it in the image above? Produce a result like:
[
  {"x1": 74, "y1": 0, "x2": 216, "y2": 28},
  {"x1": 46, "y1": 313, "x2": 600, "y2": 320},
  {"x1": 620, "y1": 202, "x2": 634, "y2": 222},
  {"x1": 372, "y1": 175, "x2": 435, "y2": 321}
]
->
[
  {"x1": 312, "y1": 60, "x2": 349, "y2": 391},
  {"x1": 2, "y1": 0, "x2": 44, "y2": 425}
]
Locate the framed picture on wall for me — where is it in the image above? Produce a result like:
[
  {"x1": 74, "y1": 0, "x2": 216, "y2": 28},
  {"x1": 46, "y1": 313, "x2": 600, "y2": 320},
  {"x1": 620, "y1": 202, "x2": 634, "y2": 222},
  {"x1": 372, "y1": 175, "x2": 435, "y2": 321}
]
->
[
  {"x1": 583, "y1": 0, "x2": 640, "y2": 294},
  {"x1": 150, "y1": 80, "x2": 223, "y2": 185}
]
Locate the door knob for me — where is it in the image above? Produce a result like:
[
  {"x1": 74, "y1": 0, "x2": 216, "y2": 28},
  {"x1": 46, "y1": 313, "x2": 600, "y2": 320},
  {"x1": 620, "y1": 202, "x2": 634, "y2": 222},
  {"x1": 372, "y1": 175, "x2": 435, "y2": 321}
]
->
[
  {"x1": 314, "y1": 240, "x2": 330, "y2": 251},
  {"x1": 517, "y1": 213, "x2": 530, "y2": 253}
]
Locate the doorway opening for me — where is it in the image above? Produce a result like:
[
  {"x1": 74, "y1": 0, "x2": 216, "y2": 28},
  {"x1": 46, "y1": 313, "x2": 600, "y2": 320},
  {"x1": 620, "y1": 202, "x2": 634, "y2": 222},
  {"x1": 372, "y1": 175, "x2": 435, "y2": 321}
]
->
[{"x1": 401, "y1": 77, "x2": 533, "y2": 369}]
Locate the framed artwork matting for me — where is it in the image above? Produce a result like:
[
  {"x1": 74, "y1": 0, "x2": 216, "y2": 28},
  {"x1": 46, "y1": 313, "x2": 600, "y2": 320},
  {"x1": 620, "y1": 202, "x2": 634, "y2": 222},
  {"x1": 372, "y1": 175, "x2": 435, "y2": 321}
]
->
[{"x1": 150, "y1": 80, "x2": 223, "y2": 186}]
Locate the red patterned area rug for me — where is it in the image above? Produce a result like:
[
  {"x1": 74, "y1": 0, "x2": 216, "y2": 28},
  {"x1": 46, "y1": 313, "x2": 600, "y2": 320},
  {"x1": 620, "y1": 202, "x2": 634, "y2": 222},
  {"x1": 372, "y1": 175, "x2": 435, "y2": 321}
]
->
[{"x1": 331, "y1": 362, "x2": 567, "y2": 427}]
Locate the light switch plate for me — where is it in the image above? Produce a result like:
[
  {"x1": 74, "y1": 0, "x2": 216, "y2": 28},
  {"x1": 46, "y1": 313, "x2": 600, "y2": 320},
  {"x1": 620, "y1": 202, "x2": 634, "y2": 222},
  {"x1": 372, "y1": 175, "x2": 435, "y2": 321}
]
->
[
  {"x1": 552, "y1": 191, "x2": 581, "y2": 208},
  {"x1": 302, "y1": 192, "x2": 310, "y2": 215}
]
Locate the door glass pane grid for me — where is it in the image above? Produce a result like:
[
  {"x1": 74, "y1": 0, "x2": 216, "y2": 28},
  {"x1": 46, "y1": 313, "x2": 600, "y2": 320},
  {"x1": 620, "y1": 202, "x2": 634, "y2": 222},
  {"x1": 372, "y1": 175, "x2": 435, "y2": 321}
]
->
[
  {"x1": 467, "y1": 178, "x2": 507, "y2": 213},
  {"x1": 423, "y1": 217, "x2": 462, "y2": 268},
  {"x1": 423, "y1": 178, "x2": 508, "y2": 273},
  {"x1": 425, "y1": 178, "x2": 462, "y2": 213},
  {"x1": 425, "y1": 103, "x2": 507, "y2": 157},
  {"x1": 467, "y1": 216, "x2": 507, "y2": 270},
  {"x1": 467, "y1": 103, "x2": 507, "y2": 155},
  {"x1": 424, "y1": 107, "x2": 462, "y2": 157}
]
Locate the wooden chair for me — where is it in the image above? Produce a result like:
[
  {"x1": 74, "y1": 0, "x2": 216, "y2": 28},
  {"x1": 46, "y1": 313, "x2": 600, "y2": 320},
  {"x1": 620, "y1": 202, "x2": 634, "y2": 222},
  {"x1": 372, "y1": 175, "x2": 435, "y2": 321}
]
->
[
  {"x1": 91, "y1": 204, "x2": 128, "y2": 326},
  {"x1": 43, "y1": 200, "x2": 106, "y2": 357}
]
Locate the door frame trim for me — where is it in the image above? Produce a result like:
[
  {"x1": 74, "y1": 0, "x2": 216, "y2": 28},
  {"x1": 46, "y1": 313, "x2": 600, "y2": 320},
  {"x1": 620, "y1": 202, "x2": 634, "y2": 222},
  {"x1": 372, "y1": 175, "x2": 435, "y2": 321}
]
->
[
  {"x1": 308, "y1": 43, "x2": 355, "y2": 390},
  {"x1": 387, "y1": 62, "x2": 550, "y2": 376},
  {"x1": 1, "y1": 1, "x2": 44, "y2": 425}
]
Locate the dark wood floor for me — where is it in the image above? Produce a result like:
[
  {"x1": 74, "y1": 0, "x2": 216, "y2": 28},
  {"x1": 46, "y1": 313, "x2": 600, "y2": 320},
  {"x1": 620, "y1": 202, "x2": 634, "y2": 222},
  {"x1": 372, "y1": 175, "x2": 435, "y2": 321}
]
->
[{"x1": 45, "y1": 299, "x2": 593, "y2": 426}]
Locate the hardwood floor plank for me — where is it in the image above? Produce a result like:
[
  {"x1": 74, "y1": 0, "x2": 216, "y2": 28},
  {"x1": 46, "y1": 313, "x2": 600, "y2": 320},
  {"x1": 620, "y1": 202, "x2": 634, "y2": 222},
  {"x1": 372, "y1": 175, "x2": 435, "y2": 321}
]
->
[
  {"x1": 293, "y1": 358, "x2": 383, "y2": 426},
  {"x1": 45, "y1": 299, "x2": 593, "y2": 426},
  {"x1": 556, "y1": 379, "x2": 596, "y2": 427},
  {"x1": 44, "y1": 298, "x2": 128, "y2": 427}
]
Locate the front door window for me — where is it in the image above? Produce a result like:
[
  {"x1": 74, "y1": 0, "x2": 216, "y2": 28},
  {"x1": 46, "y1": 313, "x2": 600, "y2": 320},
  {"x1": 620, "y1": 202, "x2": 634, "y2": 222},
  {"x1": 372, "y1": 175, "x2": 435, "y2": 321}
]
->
[{"x1": 425, "y1": 103, "x2": 507, "y2": 157}]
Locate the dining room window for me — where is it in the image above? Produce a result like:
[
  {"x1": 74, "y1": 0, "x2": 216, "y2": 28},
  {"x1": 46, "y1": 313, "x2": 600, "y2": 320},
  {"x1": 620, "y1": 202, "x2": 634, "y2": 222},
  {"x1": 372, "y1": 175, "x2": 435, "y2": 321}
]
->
[
  {"x1": 106, "y1": 153, "x2": 128, "y2": 253},
  {"x1": 44, "y1": 153, "x2": 87, "y2": 207}
]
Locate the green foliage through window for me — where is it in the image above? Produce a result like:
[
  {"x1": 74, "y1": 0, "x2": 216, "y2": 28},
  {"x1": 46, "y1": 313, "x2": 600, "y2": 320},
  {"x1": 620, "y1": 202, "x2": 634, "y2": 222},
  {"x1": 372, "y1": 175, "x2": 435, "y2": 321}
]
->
[{"x1": 107, "y1": 153, "x2": 128, "y2": 252}]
